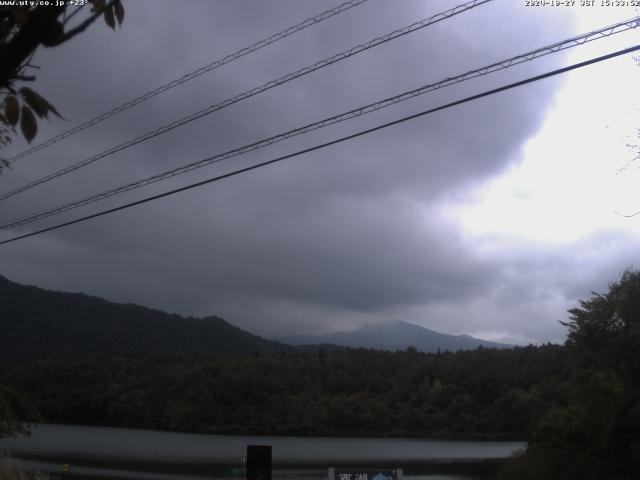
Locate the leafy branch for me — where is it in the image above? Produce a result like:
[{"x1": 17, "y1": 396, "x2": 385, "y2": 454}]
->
[{"x1": 0, "y1": 0, "x2": 124, "y2": 162}]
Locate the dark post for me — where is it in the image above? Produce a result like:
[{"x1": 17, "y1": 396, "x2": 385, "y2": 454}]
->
[{"x1": 246, "y1": 445, "x2": 271, "y2": 480}]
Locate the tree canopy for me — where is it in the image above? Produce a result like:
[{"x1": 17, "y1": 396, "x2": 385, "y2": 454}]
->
[
  {"x1": 0, "y1": 345, "x2": 568, "y2": 439},
  {"x1": 500, "y1": 269, "x2": 640, "y2": 480}
]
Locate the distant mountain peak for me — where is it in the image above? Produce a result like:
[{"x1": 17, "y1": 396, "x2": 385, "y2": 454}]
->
[{"x1": 275, "y1": 320, "x2": 511, "y2": 353}]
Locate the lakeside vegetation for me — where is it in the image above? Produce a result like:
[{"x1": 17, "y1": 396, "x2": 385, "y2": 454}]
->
[{"x1": 1, "y1": 344, "x2": 567, "y2": 439}]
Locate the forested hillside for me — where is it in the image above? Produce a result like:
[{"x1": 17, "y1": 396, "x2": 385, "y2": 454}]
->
[
  {"x1": 0, "y1": 273, "x2": 567, "y2": 440},
  {"x1": 0, "y1": 275, "x2": 292, "y2": 360},
  {"x1": 3, "y1": 271, "x2": 638, "y2": 480}
]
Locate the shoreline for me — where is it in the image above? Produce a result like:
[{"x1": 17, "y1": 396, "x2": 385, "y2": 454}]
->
[{"x1": 11, "y1": 455, "x2": 509, "y2": 480}]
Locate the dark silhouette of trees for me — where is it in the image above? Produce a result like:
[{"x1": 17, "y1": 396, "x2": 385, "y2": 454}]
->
[
  {"x1": 0, "y1": 386, "x2": 39, "y2": 438},
  {"x1": 0, "y1": 345, "x2": 569, "y2": 439},
  {"x1": 499, "y1": 269, "x2": 640, "y2": 480}
]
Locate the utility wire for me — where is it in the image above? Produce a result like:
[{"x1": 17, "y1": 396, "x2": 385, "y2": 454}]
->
[
  {"x1": 2, "y1": 16, "x2": 638, "y2": 231},
  {"x1": 5, "y1": 0, "x2": 371, "y2": 165},
  {"x1": 1, "y1": 44, "x2": 638, "y2": 247},
  {"x1": 0, "y1": 0, "x2": 493, "y2": 202}
]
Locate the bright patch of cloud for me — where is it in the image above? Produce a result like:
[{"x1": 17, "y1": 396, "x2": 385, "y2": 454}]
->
[{"x1": 454, "y1": 42, "x2": 640, "y2": 243}]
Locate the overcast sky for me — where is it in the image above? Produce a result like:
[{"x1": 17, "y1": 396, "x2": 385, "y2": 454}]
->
[{"x1": 1, "y1": 0, "x2": 639, "y2": 344}]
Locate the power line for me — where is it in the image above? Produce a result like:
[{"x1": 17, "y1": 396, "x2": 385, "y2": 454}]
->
[
  {"x1": 0, "y1": 0, "x2": 494, "y2": 202},
  {"x1": 1, "y1": 43, "x2": 638, "y2": 247},
  {"x1": 2, "y1": 16, "x2": 637, "y2": 231},
  {"x1": 5, "y1": 0, "x2": 371, "y2": 165}
]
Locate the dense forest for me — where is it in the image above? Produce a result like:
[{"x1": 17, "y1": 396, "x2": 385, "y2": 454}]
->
[{"x1": 0, "y1": 344, "x2": 567, "y2": 439}]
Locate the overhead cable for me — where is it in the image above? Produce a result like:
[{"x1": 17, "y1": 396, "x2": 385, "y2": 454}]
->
[
  {"x1": 5, "y1": 0, "x2": 372, "y2": 165},
  {"x1": 0, "y1": 0, "x2": 494, "y2": 202},
  {"x1": 1, "y1": 43, "x2": 638, "y2": 246},
  {"x1": 2, "y1": 16, "x2": 638, "y2": 231}
]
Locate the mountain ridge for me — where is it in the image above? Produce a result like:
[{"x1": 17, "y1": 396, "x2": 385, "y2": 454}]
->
[
  {"x1": 275, "y1": 319, "x2": 511, "y2": 352},
  {"x1": 0, "y1": 274, "x2": 293, "y2": 361},
  {"x1": 1, "y1": 274, "x2": 509, "y2": 361}
]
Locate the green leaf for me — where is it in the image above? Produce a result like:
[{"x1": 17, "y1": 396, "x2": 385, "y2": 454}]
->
[
  {"x1": 20, "y1": 105, "x2": 37, "y2": 143},
  {"x1": 4, "y1": 96, "x2": 19, "y2": 126},
  {"x1": 114, "y1": 0, "x2": 124, "y2": 26},
  {"x1": 104, "y1": 5, "x2": 116, "y2": 30},
  {"x1": 19, "y1": 87, "x2": 62, "y2": 119}
]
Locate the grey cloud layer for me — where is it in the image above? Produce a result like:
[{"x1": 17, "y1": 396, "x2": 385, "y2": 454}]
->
[{"x1": 2, "y1": 0, "x2": 633, "y2": 343}]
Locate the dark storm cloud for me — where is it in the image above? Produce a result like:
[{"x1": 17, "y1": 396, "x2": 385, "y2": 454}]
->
[{"x1": 4, "y1": 0, "x2": 632, "y2": 342}]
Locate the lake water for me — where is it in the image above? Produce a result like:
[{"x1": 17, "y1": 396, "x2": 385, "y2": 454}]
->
[{"x1": 0, "y1": 424, "x2": 525, "y2": 480}]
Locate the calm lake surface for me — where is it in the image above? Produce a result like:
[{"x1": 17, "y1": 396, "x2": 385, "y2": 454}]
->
[{"x1": 0, "y1": 424, "x2": 526, "y2": 480}]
